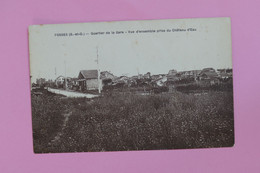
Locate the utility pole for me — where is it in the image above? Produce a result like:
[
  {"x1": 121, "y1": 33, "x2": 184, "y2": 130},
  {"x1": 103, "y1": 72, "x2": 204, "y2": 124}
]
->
[
  {"x1": 54, "y1": 67, "x2": 57, "y2": 86},
  {"x1": 64, "y1": 60, "x2": 67, "y2": 90},
  {"x1": 137, "y1": 67, "x2": 140, "y2": 79},
  {"x1": 96, "y1": 47, "x2": 101, "y2": 94}
]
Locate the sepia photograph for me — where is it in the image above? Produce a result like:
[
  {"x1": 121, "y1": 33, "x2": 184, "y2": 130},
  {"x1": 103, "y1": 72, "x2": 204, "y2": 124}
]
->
[{"x1": 29, "y1": 17, "x2": 234, "y2": 153}]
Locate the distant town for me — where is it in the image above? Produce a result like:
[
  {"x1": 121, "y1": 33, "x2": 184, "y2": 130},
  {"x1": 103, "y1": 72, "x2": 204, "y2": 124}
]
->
[{"x1": 32, "y1": 67, "x2": 233, "y2": 95}]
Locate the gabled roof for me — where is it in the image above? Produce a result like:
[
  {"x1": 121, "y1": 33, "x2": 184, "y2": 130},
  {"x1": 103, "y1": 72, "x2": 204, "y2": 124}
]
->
[
  {"x1": 168, "y1": 70, "x2": 177, "y2": 77},
  {"x1": 200, "y1": 71, "x2": 218, "y2": 78},
  {"x1": 100, "y1": 71, "x2": 113, "y2": 75},
  {"x1": 100, "y1": 71, "x2": 115, "y2": 79},
  {"x1": 199, "y1": 68, "x2": 218, "y2": 78},
  {"x1": 79, "y1": 70, "x2": 98, "y2": 79},
  {"x1": 56, "y1": 75, "x2": 65, "y2": 81},
  {"x1": 201, "y1": 68, "x2": 215, "y2": 72}
]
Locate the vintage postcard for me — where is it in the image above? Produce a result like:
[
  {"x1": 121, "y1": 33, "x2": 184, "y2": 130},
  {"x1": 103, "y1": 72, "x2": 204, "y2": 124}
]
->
[{"x1": 29, "y1": 17, "x2": 234, "y2": 153}]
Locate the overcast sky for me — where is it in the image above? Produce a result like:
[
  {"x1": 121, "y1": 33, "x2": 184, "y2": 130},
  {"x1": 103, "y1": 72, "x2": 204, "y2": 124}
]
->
[{"x1": 29, "y1": 18, "x2": 232, "y2": 82}]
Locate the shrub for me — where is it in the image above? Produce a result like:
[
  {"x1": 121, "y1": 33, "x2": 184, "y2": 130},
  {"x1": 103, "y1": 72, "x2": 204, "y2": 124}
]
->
[{"x1": 32, "y1": 90, "x2": 234, "y2": 153}]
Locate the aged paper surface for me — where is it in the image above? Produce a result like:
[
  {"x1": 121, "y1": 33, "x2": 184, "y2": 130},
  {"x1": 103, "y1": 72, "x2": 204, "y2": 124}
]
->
[{"x1": 29, "y1": 18, "x2": 233, "y2": 153}]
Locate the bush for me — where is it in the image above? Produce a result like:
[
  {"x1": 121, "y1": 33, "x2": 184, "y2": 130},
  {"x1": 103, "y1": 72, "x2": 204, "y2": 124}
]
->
[
  {"x1": 32, "y1": 90, "x2": 234, "y2": 153},
  {"x1": 31, "y1": 94, "x2": 69, "y2": 153}
]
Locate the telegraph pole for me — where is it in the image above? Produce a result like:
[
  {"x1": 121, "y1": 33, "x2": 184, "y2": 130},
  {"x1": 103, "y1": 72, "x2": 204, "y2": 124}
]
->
[
  {"x1": 64, "y1": 60, "x2": 67, "y2": 90},
  {"x1": 137, "y1": 67, "x2": 140, "y2": 79},
  {"x1": 54, "y1": 67, "x2": 57, "y2": 86},
  {"x1": 96, "y1": 47, "x2": 101, "y2": 94}
]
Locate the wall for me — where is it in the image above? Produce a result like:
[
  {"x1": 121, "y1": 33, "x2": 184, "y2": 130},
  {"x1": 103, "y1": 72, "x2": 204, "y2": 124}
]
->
[{"x1": 86, "y1": 79, "x2": 99, "y2": 90}]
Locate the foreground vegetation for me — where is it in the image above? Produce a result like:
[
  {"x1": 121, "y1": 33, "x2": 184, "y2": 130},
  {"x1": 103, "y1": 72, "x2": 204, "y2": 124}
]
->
[{"x1": 31, "y1": 90, "x2": 234, "y2": 153}]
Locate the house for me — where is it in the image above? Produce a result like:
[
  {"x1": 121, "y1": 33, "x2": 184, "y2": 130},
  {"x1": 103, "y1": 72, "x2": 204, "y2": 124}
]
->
[
  {"x1": 192, "y1": 70, "x2": 202, "y2": 79},
  {"x1": 167, "y1": 69, "x2": 178, "y2": 82},
  {"x1": 138, "y1": 74, "x2": 144, "y2": 79},
  {"x1": 101, "y1": 71, "x2": 115, "y2": 79},
  {"x1": 176, "y1": 70, "x2": 201, "y2": 79},
  {"x1": 156, "y1": 76, "x2": 167, "y2": 86},
  {"x1": 78, "y1": 70, "x2": 100, "y2": 91},
  {"x1": 114, "y1": 76, "x2": 129, "y2": 84},
  {"x1": 100, "y1": 71, "x2": 116, "y2": 86},
  {"x1": 199, "y1": 68, "x2": 218, "y2": 79},
  {"x1": 67, "y1": 77, "x2": 79, "y2": 90},
  {"x1": 151, "y1": 74, "x2": 165, "y2": 80},
  {"x1": 55, "y1": 75, "x2": 65, "y2": 84},
  {"x1": 217, "y1": 68, "x2": 233, "y2": 82},
  {"x1": 109, "y1": 75, "x2": 130, "y2": 88},
  {"x1": 55, "y1": 76, "x2": 67, "y2": 88},
  {"x1": 150, "y1": 75, "x2": 167, "y2": 87},
  {"x1": 144, "y1": 72, "x2": 151, "y2": 79},
  {"x1": 198, "y1": 68, "x2": 219, "y2": 85}
]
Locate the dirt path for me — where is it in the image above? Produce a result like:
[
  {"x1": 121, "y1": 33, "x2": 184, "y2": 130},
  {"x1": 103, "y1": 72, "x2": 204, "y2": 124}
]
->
[
  {"x1": 49, "y1": 111, "x2": 72, "y2": 145},
  {"x1": 47, "y1": 87, "x2": 99, "y2": 98}
]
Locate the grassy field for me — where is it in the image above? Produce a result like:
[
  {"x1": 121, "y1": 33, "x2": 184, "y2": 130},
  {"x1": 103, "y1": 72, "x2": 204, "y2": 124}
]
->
[{"x1": 31, "y1": 90, "x2": 234, "y2": 153}]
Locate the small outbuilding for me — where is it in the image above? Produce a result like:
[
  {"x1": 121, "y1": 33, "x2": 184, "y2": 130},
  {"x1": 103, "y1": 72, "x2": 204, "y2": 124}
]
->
[{"x1": 78, "y1": 70, "x2": 100, "y2": 91}]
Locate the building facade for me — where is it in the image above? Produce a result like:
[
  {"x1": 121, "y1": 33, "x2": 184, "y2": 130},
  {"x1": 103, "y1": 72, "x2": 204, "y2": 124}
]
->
[{"x1": 78, "y1": 70, "x2": 100, "y2": 91}]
